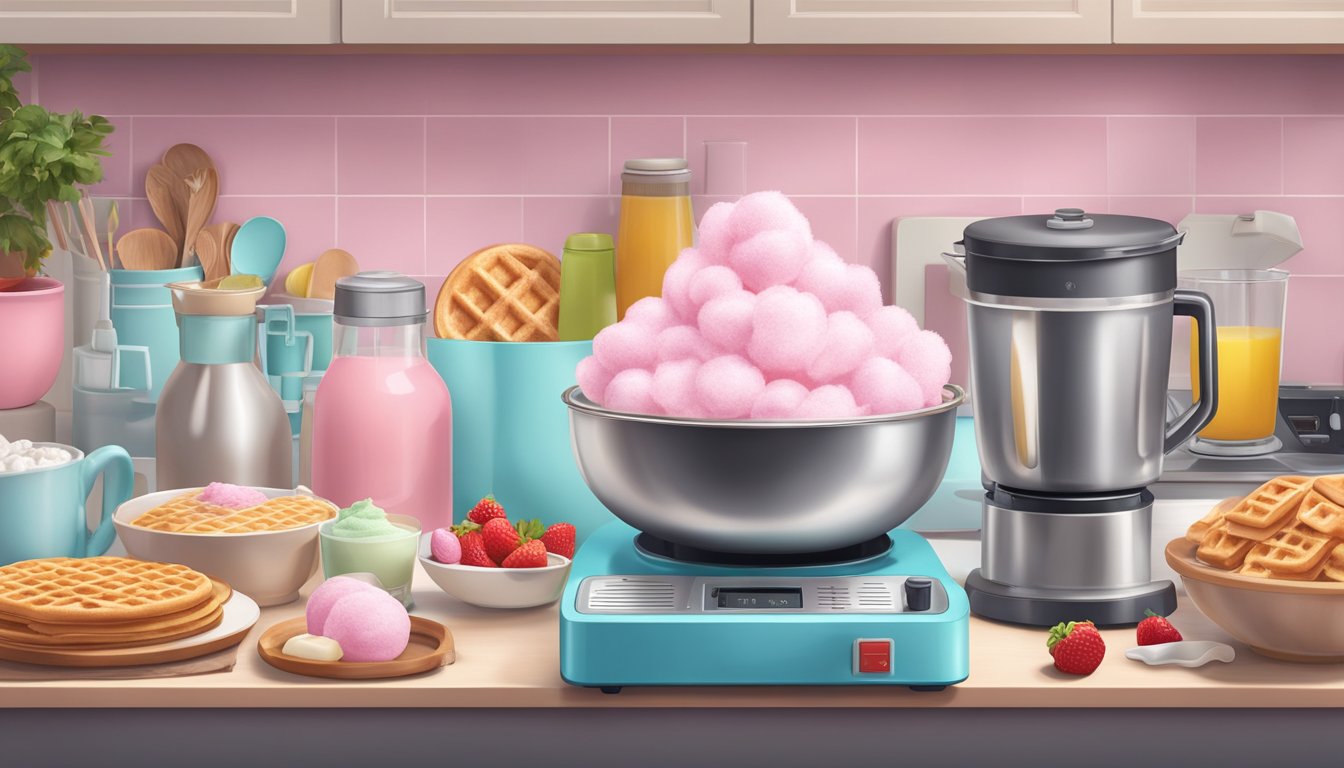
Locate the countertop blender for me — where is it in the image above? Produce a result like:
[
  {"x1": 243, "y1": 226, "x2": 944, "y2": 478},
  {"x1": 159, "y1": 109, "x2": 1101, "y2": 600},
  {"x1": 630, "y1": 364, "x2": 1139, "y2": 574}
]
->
[{"x1": 946, "y1": 209, "x2": 1220, "y2": 626}]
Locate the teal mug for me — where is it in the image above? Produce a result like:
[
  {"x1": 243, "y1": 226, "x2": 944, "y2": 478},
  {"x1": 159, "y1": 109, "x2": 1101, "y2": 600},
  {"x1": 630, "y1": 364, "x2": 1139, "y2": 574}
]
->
[{"x1": 0, "y1": 444, "x2": 134, "y2": 565}]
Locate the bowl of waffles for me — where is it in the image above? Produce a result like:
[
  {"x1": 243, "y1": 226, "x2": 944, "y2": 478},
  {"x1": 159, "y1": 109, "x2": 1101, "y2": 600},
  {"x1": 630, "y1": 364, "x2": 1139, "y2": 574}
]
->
[
  {"x1": 1167, "y1": 474, "x2": 1344, "y2": 662},
  {"x1": 114, "y1": 484, "x2": 338, "y2": 607}
]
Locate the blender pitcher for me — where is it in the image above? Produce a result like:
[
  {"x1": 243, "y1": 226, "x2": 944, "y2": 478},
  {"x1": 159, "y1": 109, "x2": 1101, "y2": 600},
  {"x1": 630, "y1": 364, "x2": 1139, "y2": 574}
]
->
[{"x1": 1180, "y1": 269, "x2": 1289, "y2": 456}]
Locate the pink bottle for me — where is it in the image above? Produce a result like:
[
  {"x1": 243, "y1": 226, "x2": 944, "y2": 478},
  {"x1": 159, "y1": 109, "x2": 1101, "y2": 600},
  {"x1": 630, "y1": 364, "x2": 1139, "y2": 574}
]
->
[{"x1": 311, "y1": 272, "x2": 452, "y2": 530}]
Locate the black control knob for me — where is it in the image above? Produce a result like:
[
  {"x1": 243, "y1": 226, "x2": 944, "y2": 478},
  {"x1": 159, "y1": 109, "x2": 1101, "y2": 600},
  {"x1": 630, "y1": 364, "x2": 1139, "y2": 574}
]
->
[{"x1": 904, "y1": 577, "x2": 933, "y2": 612}]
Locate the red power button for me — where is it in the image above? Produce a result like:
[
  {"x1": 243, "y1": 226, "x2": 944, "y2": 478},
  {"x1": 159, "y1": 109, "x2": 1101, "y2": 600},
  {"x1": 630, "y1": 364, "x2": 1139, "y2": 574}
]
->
[{"x1": 856, "y1": 639, "x2": 892, "y2": 674}]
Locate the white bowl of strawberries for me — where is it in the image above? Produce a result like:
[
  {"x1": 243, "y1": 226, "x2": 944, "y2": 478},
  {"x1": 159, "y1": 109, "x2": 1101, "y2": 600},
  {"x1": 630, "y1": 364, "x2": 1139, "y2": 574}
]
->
[{"x1": 418, "y1": 497, "x2": 574, "y2": 609}]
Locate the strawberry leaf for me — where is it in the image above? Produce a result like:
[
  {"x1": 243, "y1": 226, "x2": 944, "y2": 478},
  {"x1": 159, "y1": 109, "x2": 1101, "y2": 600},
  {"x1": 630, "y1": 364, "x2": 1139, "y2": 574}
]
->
[{"x1": 515, "y1": 518, "x2": 544, "y2": 542}]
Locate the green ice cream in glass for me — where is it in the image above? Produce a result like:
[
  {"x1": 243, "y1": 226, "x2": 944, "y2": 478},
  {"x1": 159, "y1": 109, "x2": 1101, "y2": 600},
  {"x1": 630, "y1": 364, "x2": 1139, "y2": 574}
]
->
[{"x1": 319, "y1": 499, "x2": 421, "y2": 607}]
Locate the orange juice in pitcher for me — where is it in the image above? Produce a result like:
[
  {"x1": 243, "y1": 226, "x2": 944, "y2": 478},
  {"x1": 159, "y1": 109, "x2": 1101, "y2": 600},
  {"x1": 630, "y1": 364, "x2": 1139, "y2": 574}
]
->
[{"x1": 616, "y1": 159, "x2": 693, "y2": 319}]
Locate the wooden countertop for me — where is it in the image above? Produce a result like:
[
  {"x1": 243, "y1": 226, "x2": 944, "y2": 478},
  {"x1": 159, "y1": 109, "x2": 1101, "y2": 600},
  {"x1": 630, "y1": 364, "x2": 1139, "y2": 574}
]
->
[{"x1": 5, "y1": 555, "x2": 1343, "y2": 709}]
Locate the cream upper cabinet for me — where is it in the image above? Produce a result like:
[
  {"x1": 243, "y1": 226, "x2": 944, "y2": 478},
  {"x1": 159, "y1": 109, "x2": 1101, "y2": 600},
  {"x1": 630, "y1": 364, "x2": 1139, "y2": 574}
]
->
[
  {"x1": 342, "y1": 1, "x2": 751, "y2": 44},
  {"x1": 753, "y1": 0, "x2": 1113, "y2": 44},
  {"x1": 1115, "y1": 0, "x2": 1344, "y2": 43},
  {"x1": 0, "y1": 0, "x2": 339, "y2": 44}
]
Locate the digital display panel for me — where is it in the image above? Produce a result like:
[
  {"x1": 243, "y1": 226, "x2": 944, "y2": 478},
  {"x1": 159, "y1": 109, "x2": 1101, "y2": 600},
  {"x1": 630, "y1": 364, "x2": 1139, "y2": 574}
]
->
[{"x1": 715, "y1": 588, "x2": 803, "y2": 610}]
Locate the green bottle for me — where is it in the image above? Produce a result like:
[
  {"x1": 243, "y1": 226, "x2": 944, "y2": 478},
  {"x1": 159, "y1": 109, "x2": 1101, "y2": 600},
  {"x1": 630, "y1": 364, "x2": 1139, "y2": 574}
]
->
[{"x1": 558, "y1": 233, "x2": 618, "y2": 342}]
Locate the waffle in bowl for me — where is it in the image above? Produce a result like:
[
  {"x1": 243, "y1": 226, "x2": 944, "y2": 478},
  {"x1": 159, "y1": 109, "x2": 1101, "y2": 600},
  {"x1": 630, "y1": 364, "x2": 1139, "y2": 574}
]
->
[
  {"x1": 434, "y1": 243, "x2": 561, "y2": 342},
  {"x1": 131, "y1": 491, "x2": 337, "y2": 534}
]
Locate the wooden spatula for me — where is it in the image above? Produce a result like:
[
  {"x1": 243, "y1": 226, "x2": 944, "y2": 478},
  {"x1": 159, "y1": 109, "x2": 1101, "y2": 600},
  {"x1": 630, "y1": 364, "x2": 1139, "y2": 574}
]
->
[
  {"x1": 162, "y1": 143, "x2": 216, "y2": 220},
  {"x1": 204, "y1": 222, "x2": 239, "y2": 276},
  {"x1": 196, "y1": 229, "x2": 229, "y2": 282},
  {"x1": 116, "y1": 229, "x2": 179, "y2": 271},
  {"x1": 181, "y1": 168, "x2": 219, "y2": 267},
  {"x1": 309, "y1": 248, "x2": 360, "y2": 300},
  {"x1": 145, "y1": 163, "x2": 186, "y2": 253}
]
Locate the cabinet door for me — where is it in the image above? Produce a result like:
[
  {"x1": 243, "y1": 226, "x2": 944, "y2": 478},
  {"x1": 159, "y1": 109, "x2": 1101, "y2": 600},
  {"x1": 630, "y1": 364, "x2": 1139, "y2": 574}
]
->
[
  {"x1": 0, "y1": 0, "x2": 339, "y2": 44},
  {"x1": 753, "y1": 0, "x2": 1112, "y2": 44},
  {"x1": 342, "y1": 0, "x2": 750, "y2": 44},
  {"x1": 1115, "y1": 0, "x2": 1344, "y2": 43}
]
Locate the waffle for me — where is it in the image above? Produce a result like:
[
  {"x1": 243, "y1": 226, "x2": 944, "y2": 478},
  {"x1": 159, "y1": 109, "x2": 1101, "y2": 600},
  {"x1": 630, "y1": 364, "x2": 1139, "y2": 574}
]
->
[
  {"x1": 1321, "y1": 545, "x2": 1344, "y2": 582},
  {"x1": 1223, "y1": 476, "x2": 1310, "y2": 532},
  {"x1": 1298, "y1": 487, "x2": 1344, "y2": 539},
  {"x1": 0, "y1": 579, "x2": 230, "y2": 637},
  {"x1": 1242, "y1": 522, "x2": 1339, "y2": 575},
  {"x1": 0, "y1": 557, "x2": 213, "y2": 623},
  {"x1": 1196, "y1": 523, "x2": 1257, "y2": 570},
  {"x1": 0, "y1": 607, "x2": 222, "y2": 648},
  {"x1": 1186, "y1": 497, "x2": 1238, "y2": 544},
  {"x1": 1237, "y1": 557, "x2": 1330, "y2": 581},
  {"x1": 1313, "y1": 475, "x2": 1344, "y2": 507},
  {"x1": 434, "y1": 243, "x2": 561, "y2": 341},
  {"x1": 131, "y1": 492, "x2": 336, "y2": 534}
]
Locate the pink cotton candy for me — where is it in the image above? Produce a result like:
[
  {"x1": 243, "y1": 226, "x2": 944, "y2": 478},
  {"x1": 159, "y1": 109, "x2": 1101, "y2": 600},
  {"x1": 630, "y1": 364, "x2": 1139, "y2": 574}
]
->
[
  {"x1": 605, "y1": 369, "x2": 662, "y2": 415},
  {"x1": 430, "y1": 528, "x2": 462, "y2": 564},
  {"x1": 576, "y1": 355, "x2": 614, "y2": 405},
  {"x1": 795, "y1": 257, "x2": 883, "y2": 317},
  {"x1": 306, "y1": 576, "x2": 380, "y2": 637},
  {"x1": 198, "y1": 482, "x2": 267, "y2": 510},
  {"x1": 687, "y1": 265, "x2": 743, "y2": 312},
  {"x1": 320, "y1": 589, "x2": 411, "y2": 663},
  {"x1": 694, "y1": 355, "x2": 766, "y2": 419},
  {"x1": 747, "y1": 286, "x2": 828, "y2": 377},
  {"x1": 807, "y1": 311, "x2": 875, "y2": 383},
  {"x1": 850, "y1": 357, "x2": 926, "y2": 415},
  {"x1": 697, "y1": 201, "x2": 737, "y2": 262},
  {"x1": 809, "y1": 241, "x2": 843, "y2": 267},
  {"x1": 867, "y1": 305, "x2": 920, "y2": 359},
  {"x1": 896, "y1": 330, "x2": 953, "y2": 407},
  {"x1": 697, "y1": 289, "x2": 757, "y2": 354},
  {"x1": 749, "y1": 379, "x2": 809, "y2": 419},
  {"x1": 729, "y1": 230, "x2": 811, "y2": 293},
  {"x1": 593, "y1": 322, "x2": 658, "y2": 372},
  {"x1": 652, "y1": 359, "x2": 702, "y2": 417},
  {"x1": 661, "y1": 248, "x2": 710, "y2": 321},
  {"x1": 795, "y1": 385, "x2": 867, "y2": 420},
  {"x1": 623, "y1": 296, "x2": 676, "y2": 333},
  {"x1": 729, "y1": 191, "x2": 812, "y2": 243},
  {"x1": 656, "y1": 324, "x2": 716, "y2": 363}
]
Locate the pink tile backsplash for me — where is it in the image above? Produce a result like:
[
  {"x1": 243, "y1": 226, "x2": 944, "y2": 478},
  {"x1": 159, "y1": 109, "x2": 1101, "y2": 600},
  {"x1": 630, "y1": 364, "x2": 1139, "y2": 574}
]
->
[{"x1": 25, "y1": 52, "x2": 1344, "y2": 382}]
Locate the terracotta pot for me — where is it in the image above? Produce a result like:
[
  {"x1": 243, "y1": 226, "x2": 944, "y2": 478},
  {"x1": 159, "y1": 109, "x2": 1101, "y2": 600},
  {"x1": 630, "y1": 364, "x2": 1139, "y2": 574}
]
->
[
  {"x1": 0, "y1": 250, "x2": 38, "y2": 292},
  {"x1": 0, "y1": 275, "x2": 65, "y2": 409}
]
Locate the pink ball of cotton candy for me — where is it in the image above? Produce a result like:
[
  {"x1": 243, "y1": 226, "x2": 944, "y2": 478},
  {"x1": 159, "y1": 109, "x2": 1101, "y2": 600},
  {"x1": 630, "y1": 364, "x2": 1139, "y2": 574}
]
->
[
  {"x1": 807, "y1": 311, "x2": 876, "y2": 383},
  {"x1": 306, "y1": 576, "x2": 380, "y2": 636},
  {"x1": 850, "y1": 357, "x2": 925, "y2": 415},
  {"x1": 795, "y1": 257, "x2": 883, "y2": 318},
  {"x1": 694, "y1": 355, "x2": 766, "y2": 419},
  {"x1": 429, "y1": 528, "x2": 462, "y2": 565},
  {"x1": 729, "y1": 191, "x2": 812, "y2": 243},
  {"x1": 749, "y1": 379, "x2": 809, "y2": 419},
  {"x1": 661, "y1": 248, "x2": 710, "y2": 321},
  {"x1": 697, "y1": 201, "x2": 737, "y2": 262},
  {"x1": 697, "y1": 289, "x2": 757, "y2": 354},
  {"x1": 867, "y1": 305, "x2": 920, "y2": 359},
  {"x1": 809, "y1": 240, "x2": 843, "y2": 267},
  {"x1": 656, "y1": 324, "x2": 716, "y2": 363},
  {"x1": 747, "y1": 286, "x2": 828, "y2": 377},
  {"x1": 687, "y1": 265, "x2": 743, "y2": 312},
  {"x1": 896, "y1": 330, "x2": 953, "y2": 407},
  {"x1": 795, "y1": 385, "x2": 867, "y2": 420},
  {"x1": 652, "y1": 359, "x2": 702, "y2": 417},
  {"x1": 623, "y1": 296, "x2": 676, "y2": 333},
  {"x1": 575, "y1": 355, "x2": 614, "y2": 405},
  {"x1": 729, "y1": 229, "x2": 811, "y2": 292},
  {"x1": 593, "y1": 322, "x2": 658, "y2": 372},
  {"x1": 321, "y1": 589, "x2": 411, "y2": 663},
  {"x1": 605, "y1": 369, "x2": 662, "y2": 415}
]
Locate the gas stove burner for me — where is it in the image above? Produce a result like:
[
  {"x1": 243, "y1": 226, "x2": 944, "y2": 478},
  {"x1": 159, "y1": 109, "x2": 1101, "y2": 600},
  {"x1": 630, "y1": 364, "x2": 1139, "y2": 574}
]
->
[
  {"x1": 1189, "y1": 435, "x2": 1283, "y2": 458},
  {"x1": 633, "y1": 533, "x2": 892, "y2": 568}
]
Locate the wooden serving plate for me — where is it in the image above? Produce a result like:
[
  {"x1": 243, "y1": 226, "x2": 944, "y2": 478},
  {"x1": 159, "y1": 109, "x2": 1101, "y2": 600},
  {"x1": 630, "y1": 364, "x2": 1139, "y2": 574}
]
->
[{"x1": 257, "y1": 616, "x2": 453, "y2": 679}]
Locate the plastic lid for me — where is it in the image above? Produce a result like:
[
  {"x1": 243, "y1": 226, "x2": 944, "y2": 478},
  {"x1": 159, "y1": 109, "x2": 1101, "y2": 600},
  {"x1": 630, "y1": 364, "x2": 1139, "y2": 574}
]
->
[
  {"x1": 963, "y1": 209, "x2": 1181, "y2": 262},
  {"x1": 623, "y1": 158, "x2": 688, "y2": 175},
  {"x1": 564, "y1": 233, "x2": 614, "y2": 253},
  {"x1": 332, "y1": 271, "x2": 426, "y2": 327}
]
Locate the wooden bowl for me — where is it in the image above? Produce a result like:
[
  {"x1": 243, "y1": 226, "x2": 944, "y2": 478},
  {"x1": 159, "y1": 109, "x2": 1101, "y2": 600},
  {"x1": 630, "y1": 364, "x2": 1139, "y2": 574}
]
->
[{"x1": 257, "y1": 616, "x2": 453, "y2": 679}]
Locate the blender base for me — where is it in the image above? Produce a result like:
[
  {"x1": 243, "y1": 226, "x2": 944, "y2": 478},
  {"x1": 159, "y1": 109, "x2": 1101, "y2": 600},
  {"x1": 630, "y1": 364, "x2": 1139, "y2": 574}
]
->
[{"x1": 964, "y1": 569, "x2": 1176, "y2": 627}]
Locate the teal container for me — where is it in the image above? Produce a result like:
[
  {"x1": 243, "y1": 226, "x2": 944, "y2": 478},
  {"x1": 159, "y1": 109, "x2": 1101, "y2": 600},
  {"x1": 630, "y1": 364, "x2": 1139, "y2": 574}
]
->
[
  {"x1": 0, "y1": 444, "x2": 133, "y2": 565},
  {"x1": 109, "y1": 266, "x2": 204, "y2": 400},
  {"x1": 427, "y1": 339, "x2": 611, "y2": 543}
]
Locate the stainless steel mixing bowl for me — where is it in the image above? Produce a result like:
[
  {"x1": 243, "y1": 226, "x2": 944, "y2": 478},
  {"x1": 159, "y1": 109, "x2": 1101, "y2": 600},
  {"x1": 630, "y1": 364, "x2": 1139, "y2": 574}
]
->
[{"x1": 563, "y1": 384, "x2": 965, "y2": 555}]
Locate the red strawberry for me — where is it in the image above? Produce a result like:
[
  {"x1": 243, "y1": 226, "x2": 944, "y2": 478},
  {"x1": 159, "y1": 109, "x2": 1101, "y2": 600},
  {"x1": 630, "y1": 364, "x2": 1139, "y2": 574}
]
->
[
  {"x1": 1047, "y1": 621, "x2": 1105, "y2": 675},
  {"x1": 467, "y1": 496, "x2": 507, "y2": 525},
  {"x1": 539, "y1": 523, "x2": 576, "y2": 558},
  {"x1": 481, "y1": 518, "x2": 522, "y2": 564},
  {"x1": 455, "y1": 531, "x2": 496, "y2": 568},
  {"x1": 501, "y1": 540, "x2": 548, "y2": 568},
  {"x1": 1136, "y1": 609, "x2": 1183, "y2": 646}
]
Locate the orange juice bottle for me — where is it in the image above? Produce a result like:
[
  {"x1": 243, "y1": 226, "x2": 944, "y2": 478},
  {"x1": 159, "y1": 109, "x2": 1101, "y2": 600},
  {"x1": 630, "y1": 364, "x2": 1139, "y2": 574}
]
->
[{"x1": 616, "y1": 158, "x2": 694, "y2": 319}]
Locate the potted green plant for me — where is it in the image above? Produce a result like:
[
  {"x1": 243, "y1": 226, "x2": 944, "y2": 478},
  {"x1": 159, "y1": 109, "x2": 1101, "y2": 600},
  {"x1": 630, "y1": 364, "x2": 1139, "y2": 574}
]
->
[{"x1": 0, "y1": 44, "x2": 113, "y2": 287}]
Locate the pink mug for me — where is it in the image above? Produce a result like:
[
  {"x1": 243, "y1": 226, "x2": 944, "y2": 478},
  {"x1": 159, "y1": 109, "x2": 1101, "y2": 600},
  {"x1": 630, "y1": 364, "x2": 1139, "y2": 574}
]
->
[{"x1": 0, "y1": 277, "x2": 65, "y2": 410}]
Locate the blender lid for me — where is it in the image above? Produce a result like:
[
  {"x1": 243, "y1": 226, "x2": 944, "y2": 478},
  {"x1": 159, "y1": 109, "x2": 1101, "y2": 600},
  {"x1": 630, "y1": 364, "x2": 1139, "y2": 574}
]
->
[
  {"x1": 333, "y1": 271, "x2": 427, "y2": 327},
  {"x1": 963, "y1": 209, "x2": 1182, "y2": 262}
]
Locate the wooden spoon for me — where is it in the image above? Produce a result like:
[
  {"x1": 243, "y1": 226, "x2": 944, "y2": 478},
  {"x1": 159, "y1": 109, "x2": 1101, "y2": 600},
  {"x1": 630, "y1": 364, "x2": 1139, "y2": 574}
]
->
[
  {"x1": 181, "y1": 168, "x2": 219, "y2": 267},
  {"x1": 145, "y1": 164, "x2": 186, "y2": 253},
  {"x1": 116, "y1": 229, "x2": 178, "y2": 271},
  {"x1": 162, "y1": 143, "x2": 216, "y2": 219},
  {"x1": 196, "y1": 229, "x2": 229, "y2": 282},
  {"x1": 308, "y1": 248, "x2": 360, "y2": 300},
  {"x1": 204, "y1": 222, "x2": 239, "y2": 275}
]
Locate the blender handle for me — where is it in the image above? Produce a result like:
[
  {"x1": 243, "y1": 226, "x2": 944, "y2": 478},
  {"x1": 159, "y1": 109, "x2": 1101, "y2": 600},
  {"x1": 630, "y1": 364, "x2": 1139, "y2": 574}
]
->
[{"x1": 1165, "y1": 288, "x2": 1219, "y2": 454}]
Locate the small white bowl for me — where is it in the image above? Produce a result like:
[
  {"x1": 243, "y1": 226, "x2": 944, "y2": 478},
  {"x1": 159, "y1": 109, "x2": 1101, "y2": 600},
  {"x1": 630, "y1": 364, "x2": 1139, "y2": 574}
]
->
[
  {"x1": 114, "y1": 487, "x2": 336, "y2": 606},
  {"x1": 417, "y1": 532, "x2": 572, "y2": 609}
]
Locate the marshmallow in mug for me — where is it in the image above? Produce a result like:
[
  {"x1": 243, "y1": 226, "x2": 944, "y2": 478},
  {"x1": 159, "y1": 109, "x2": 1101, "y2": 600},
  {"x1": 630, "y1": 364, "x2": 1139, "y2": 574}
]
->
[{"x1": 0, "y1": 434, "x2": 74, "y2": 473}]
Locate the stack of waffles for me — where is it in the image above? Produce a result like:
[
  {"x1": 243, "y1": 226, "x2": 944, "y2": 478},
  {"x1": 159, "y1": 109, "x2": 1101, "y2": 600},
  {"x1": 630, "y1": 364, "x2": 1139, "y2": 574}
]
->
[
  {"x1": 0, "y1": 556, "x2": 229, "y2": 653},
  {"x1": 1187, "y1": 475, "x2": 1344, "y2": 582},
  {"x1": 131, "y1": 492, "x2": 336, "y2": 534}
]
